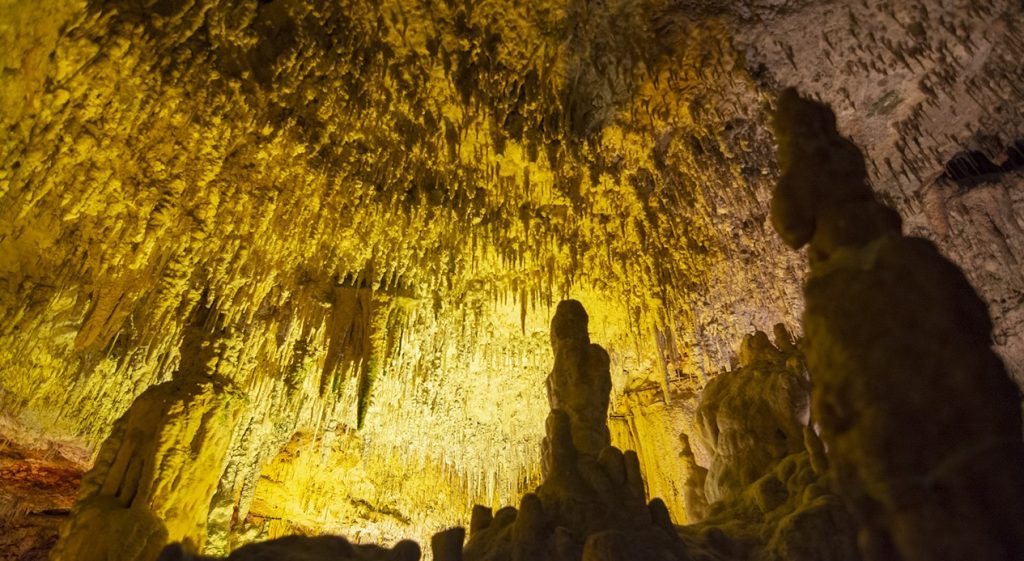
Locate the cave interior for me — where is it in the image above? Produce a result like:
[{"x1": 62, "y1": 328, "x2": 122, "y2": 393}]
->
[{"x1": 2, "y1": 0, "x2": 1024, "y2": 560}]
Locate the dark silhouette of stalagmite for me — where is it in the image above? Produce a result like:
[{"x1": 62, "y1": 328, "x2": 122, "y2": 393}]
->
[
  {"x1": 156, "y1": 536, "x2": 421, "y2": 561},
  {"x1": 771, "y1": 88, "x2": 1024, "y2": 561},
  {"x1": 545, "y1": 300, "x2": 612, "y2": 461},
  {"x1": 455, "y1": 299, "x2": 685, "y2": 561}
]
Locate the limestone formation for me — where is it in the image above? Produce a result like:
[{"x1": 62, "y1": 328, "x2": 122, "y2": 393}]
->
[
  {"x1": 678, "y1": 433, "x2": 708, "y2": 523},
  {"x1": 460, "y1": 300, "x2": 686, "y2": 561},
  {"x1": 439, "y1": 307, "x2": 865, "y2": 561},
  {"x1": 49, "y1": 374, "x2": 243, "y2": 561},
  {"x1": 545, "y1": 300, "x2": 612, "y2": 461},
  {"x1": 772, "y1": 90, "x2": 1024, "y2": 561},
  {"x1": 461, "y1": 416, "x2": 685, "y2": 561},
  {"x1": 695, "y1": 330, "x2": 810, "y2": 503},
  {"x1": 1, "y1": 0, "x2": 1024, "y2": 556},
  {"x1": 50, "y1": 308, "x2": 246, "y2": 561},
  {"x1": 679, "y1": 329, "x2": 860, "y2": 561},
  {"x1": 143, "y1": 301, "x2": 685, "y2": 561}
]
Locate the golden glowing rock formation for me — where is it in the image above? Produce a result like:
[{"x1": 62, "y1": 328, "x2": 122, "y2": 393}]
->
[
  {"x1": 51, "y1": 371, "x2": 244, "y2": 560},
  {"x1": 2, "y1": 0, "x2": 1024, "y2": 557}
]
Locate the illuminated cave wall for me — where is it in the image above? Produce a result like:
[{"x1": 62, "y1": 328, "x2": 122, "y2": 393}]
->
[{"x1": 1, "y1": 0, "x2": 1023, "y2": 554}]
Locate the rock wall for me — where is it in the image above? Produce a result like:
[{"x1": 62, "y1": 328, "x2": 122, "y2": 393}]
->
[
  {"x1": 2, "y1": 0, "x2": 1024, "y2": 556},
  {"x1": 0, "y1": 436, "x2": 85, "y2": 561},
  {"x1": 608, "y1": 387, "x2": 698, "y2": 523},
  {"x1": 733, "y1": 0, "x2": 1024, "y2": 384}
]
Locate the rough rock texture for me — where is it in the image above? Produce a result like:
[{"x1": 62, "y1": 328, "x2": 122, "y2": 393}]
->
[
  {"x1": 734, "y1": 0, "x2": 1024, "y2": 384},
  {"x1": 50, "y1": 317, "x2": 246, "y2": 561},
  {"x1": 546, "y1": 300, "x2": 612, "y2": 460},
  {"x1": 0, "y1": 436, "x2": 84, "y2": 561},
  {"x1": 156, "y1": 536, "x2": 421, "y2": 561},
  {"x1": 695, "y1": 330, "x2": 810, "y2": 504},
  {"x1": 675, "y1": 330, "x2": 860, "y2": 561},
  {"x1": 773, "y1": 90, "x2": 1024, "y2": 561},
  {"x1": 2, "y1": 0, "x2": 1024, "y2": 554}
]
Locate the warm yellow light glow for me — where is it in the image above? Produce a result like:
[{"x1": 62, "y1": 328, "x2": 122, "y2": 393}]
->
[{"x1": 0, "y1": 0, "x2": 806, "y2": 552}]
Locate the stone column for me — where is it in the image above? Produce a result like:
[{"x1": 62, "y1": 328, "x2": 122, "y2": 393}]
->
[
  {"x1": 51, "y1": 306, "x2": 245, "y2": 561},
  {"x1": 771, "y1": 88, "x2": 1024, "y2": 561},
  {"x1": 545, "y1": 300, "x2": 612, "y2": 461}
]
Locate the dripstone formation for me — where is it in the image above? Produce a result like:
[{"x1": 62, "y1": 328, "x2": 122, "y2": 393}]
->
[
  {"x1": 142, "y1": 91, "x2": 1024, "y2": 561},
  {"x1": 456, "y1": 299, "x2": 686, "y2": 561},
  {"x1": 149, "y1": 302, "x2": 864, "y2": 561},
  {"x1": 4, "y1": 0, "x2": 1024, "y2": 551},
  {"x1": 52, "y1": 306, "x2": 246, "y2": 561},
  {"x1": 545, "y1": 300, "x2": 612, "y2": 464},
  {"x1": 680, "y1": 328, "x2": 859, "y2": 561},
  {"x1": 772, "y1": 89, "x2": 1024, "y2": 561},
  {"x1": 50, "y1": 376, "x2": 242, "y2": 561},
  {"x1": 4, "y1": 1, "x2": 1024, "y2": 553}
]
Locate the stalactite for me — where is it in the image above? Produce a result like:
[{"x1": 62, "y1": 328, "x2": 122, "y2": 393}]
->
[{"x1": 2, "y1": 0, "x2": 1023, "y2": 556}]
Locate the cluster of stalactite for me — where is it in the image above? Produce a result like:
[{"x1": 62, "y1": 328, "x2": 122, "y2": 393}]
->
[
  {"x1": 0, "y1": 2, "x2": 809, "y2": 544},
  {"x1": 54, "y1": 91, "x2": 1024, "y2": 561},
  {"x1": 3, "y1": 0, "x2": 1024, "y2": 558}
]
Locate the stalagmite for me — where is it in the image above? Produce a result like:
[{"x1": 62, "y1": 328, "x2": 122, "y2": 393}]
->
[
  {"x1": 678, "y1": 433, "x2": 708, "y2": 522},
  {"x1": 2, "y1": 0, "x2": 1024, "y2": 557},
  {"x1": 50, "y1": 374, "x2": 243, "y2": 561},
  {"x1": 455, "y1": 300, "x2": 686, "y2": 561},
  {"x1": 51, "y1": 311, "x2": 245, "y2": 561},
  {"x1": 771, "y1": 88, "x2": 1024, "y2": 561},
  {"x1": 431, "y1": 527, "x2": 465, "y2": 561},
  {"x1": 545, "y1": 300, "x2": 612, "y2": 461},
  {"x1": 680, "y1": 329, "x2": 860, "y2": 561}
]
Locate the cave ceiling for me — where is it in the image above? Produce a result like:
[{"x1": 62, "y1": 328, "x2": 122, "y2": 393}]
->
[{"x1": 2, "y1": 0, "x2": 1024, "y2": 547}]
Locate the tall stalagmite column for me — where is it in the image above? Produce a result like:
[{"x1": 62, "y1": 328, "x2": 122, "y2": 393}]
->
[
  {"x1": 50, "y1": 307, "x2": 245, "y2": 561},
  {"x1": 545, "y1": 300, "x2": 612, "y2": 462},
  {"x1": 770, "y1": 88, "x2": 1024, "y2": 561},
  {"x1": 458, "y1": 300, "x2": 686, "y2": 561}
]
